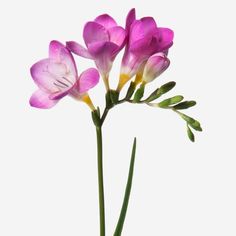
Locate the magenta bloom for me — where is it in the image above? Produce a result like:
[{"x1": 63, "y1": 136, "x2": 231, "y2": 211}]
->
[
  {"x1": 142, "y1": 52, "x2": 170, "y2": 83},
  {"x1": 118, "y1": 9, "x2": 174, "y2": 90},
  {"x1": 66, "y1": 14, "x2": 126, "y2": 89},
  {"x1": 30, "y1": 41, "x2": 99, "y2": 109}
]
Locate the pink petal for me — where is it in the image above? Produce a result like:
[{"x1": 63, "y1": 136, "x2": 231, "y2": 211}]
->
[
  {"x1": 156, "y1": 28, "x2": 174, "y2": 51},
  {"x1": 88, "y1": 41, "x2": 119, "y2": 74},
  {"x1": 129, "y1": 37, "x2": 153, "y2": 54},
  {"x1": 140, "y1": 17, "x2": 157, "y2": 33},
  {"x1": 108, "y1": 26, "x2": 127, "y2": 47},
  {"x1": 83, "y1": 22, "x2": 109, "y2": 47},
  {"x1": 49, "y1": 40, "x2": 77, "y2": 76},
  {"x1": 29, "y1": 89, "x2": 58, "y2": 109},
  {"x1": 94, "y1": 14, "x2": 117, "y2": 29},
  {"x1": 126, "y1": 8, "x2": 136, "y2": 30},
  {"x1": 49, "y1": 40, "x2": 65, "y2": 60},
  {"x1": 129, "y1": 17, "x2": 157, "y2": 44},
  {"x1": 30, "y1": 59, "x2": 75, "y2": 94},
  {"x1": 88, "y1": 41, "x2": 119, "y2": 59},
  {"x1": 66, "y1": 41, "x2": 93, "y2": 59},
  {"x1": 30, "y1": 59, "x2": 57, "y2": 92},
  {"x1": 78, "y1": 68, "x2": 100, "y2": 94}
]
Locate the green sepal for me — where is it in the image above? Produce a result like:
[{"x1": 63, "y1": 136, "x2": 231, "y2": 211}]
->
[
  {"x1": 133, "y1": 84, "x2": 145, "y2": 103},
  {"x1": 187, "y1": 125, "x2": 195, "y2": 142},
  {"x1": 173, "y1": 101, "x2": 197, "y2": 110},
  {"x1": 110, "y1": 90, "x2": 119, "y2": 105},
  {"x1": 125, "y1": 82, "x2": 136, "y2": 100},
  {"x1": 145, "y1": 81, "x2": 176, "y2": 102},
  {"x1": 158, "y1": 95, "x2": 184, "y2": 108},
  {"x1": 91, "y1": 109, "x2": 101, "y2": 127},
  {"x1": 180, "y1": 113, "x2": 202, "y2": 131},
  {"x1": 105, "y1": 91, "x2": 114, "y2": 109}
]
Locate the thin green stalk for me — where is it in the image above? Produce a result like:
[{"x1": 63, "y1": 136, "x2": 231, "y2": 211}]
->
[{"x1": 96, "y1": 125, "x2": 106, "y2": 236}]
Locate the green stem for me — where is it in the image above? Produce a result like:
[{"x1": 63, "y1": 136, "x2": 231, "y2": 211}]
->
[{"x1": 96, "y1": 125, "x2": 106, "y2": 236}]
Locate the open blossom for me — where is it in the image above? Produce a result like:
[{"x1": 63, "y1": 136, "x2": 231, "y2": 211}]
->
[
  {"x1": 117, "y1": 8, "x2": 174, "y2": 91},
  {"x1": 30, "y1": 40, "x2": 99, "y2": 109},
  {"x1": 67, "y1": 14, "x2": 126, "y2": 90},
  {"x1": 142, "y1": 53, "x2": 170, "y2": 83}
]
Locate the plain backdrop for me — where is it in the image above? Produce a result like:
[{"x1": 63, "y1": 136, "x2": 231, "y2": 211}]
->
[{"x1": 0, "y1": 0, "x2": 236, "y2": 235}]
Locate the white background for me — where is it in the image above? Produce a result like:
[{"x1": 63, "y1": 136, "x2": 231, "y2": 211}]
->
[{"x1": 0, "y1": 0, "x2": 236, "y2": 235}]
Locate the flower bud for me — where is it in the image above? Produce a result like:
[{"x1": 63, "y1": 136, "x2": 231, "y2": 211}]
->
[{"x1": 142, "y1": 53, "x2": 170, "y2": 83}]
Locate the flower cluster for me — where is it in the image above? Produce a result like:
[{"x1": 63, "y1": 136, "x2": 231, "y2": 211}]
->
[
  {"x1": 29, "y1": 8, "x2": 202, "y2": 236},
  {"x1": 30, "y1": 8, "x2": 172, "y2": 108},
  {"x1": 30, "y1": 8, "x2": 202, "y2": 141}
]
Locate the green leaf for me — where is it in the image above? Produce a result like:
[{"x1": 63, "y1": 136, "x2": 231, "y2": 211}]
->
[
  {"x1": 125, "y1": 82, "x2": 136, "y2": 99},
  {"x1": 133, "y1": 84, "x2": 145, "y2": 103},
  {"x1": 173, "y1": 101, "x2": 197, "y2": 110},
  {"x1": 158, "y1": 95, "x2": 184, "y2": 108},
  {"x1": 145, "y1": 81, "x2": 176, "y2": 102},
  {"x1": 187, "y1": 125, "x2": 195, "y2": 142},
  {"x1": 114, "y1": 138, "x2": 137, "y2": 236}
]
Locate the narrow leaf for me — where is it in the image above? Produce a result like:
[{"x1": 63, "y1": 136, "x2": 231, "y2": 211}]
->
[{"x1": 114, "y1": 138, "x2": 137, "y2": 236}]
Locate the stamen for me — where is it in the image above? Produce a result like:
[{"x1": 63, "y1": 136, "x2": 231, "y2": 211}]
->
[
  {"x1": 56, "y1": 79, "x2": 69, "y2": 87},
  {"x1": 53, "y1": 82, "x2": 65, "y2": 89},
  {"x1": 62, "y1": 76, "x2": 73, "y2": 85}
]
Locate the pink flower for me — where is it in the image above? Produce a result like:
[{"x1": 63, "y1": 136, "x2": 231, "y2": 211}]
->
[
  {"x1": 142, "y1": 53, "x2": 170, "y2": 83},
  {"x1": 66, "y1": 14, "x2": 126, "y2": 90},
  {"x1": 118, "y1": 9, "x2": 174, "y2": 90},
  {"x1": 30, "y1": 40, "x2": 99, "y2": 109}
]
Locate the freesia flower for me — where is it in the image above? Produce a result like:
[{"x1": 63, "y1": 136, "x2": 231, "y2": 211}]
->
[
  {"x1": 66, "y1": 14, "x2": 127, "y2": 90},
  {"x1": 117, "y1": 8, "x2": 174, "y2": 91},
  {"x1": 30, "y1": 40, "x2": 99, "y2": 109},
  {"x1": 142, "y1": 52, "x2": 170, "y2": 83}
]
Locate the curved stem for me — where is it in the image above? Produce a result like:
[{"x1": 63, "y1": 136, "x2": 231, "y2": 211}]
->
[{"x1": 96, "y1": 125, "x2": 106, "y2": 236}]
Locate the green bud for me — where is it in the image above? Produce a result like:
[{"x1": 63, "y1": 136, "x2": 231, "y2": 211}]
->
[
  {"x1": 173, "y1": 101, "x2": 197, "y2": 110},
  {"x1": 145, "y1": 81, "x2": 176, "y2": 102},
  {"x1": 159, "y1": 81, "x2": 176, "y2": 94},
  {"x1": 180, "y1": 113, "x2": 202, "y2": 131},
  {"x1": 133, "y1": 84, "x2": 145, "y2": 103},
  {"x1": 145, "y1": 88, "x2": 160, "y2": 102},
  {"x1": 125, "y1": 82, "x2": 136, "y2": 99},
  {"x1": 158, "y1": 95, "x2": 184, "y2": 108},
  {"x1": 189, "y1": 120, "x2": 203, "y2": 131},
  {"x1": 187, "y1": 125, "x2": 195, "y2": 142}
]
